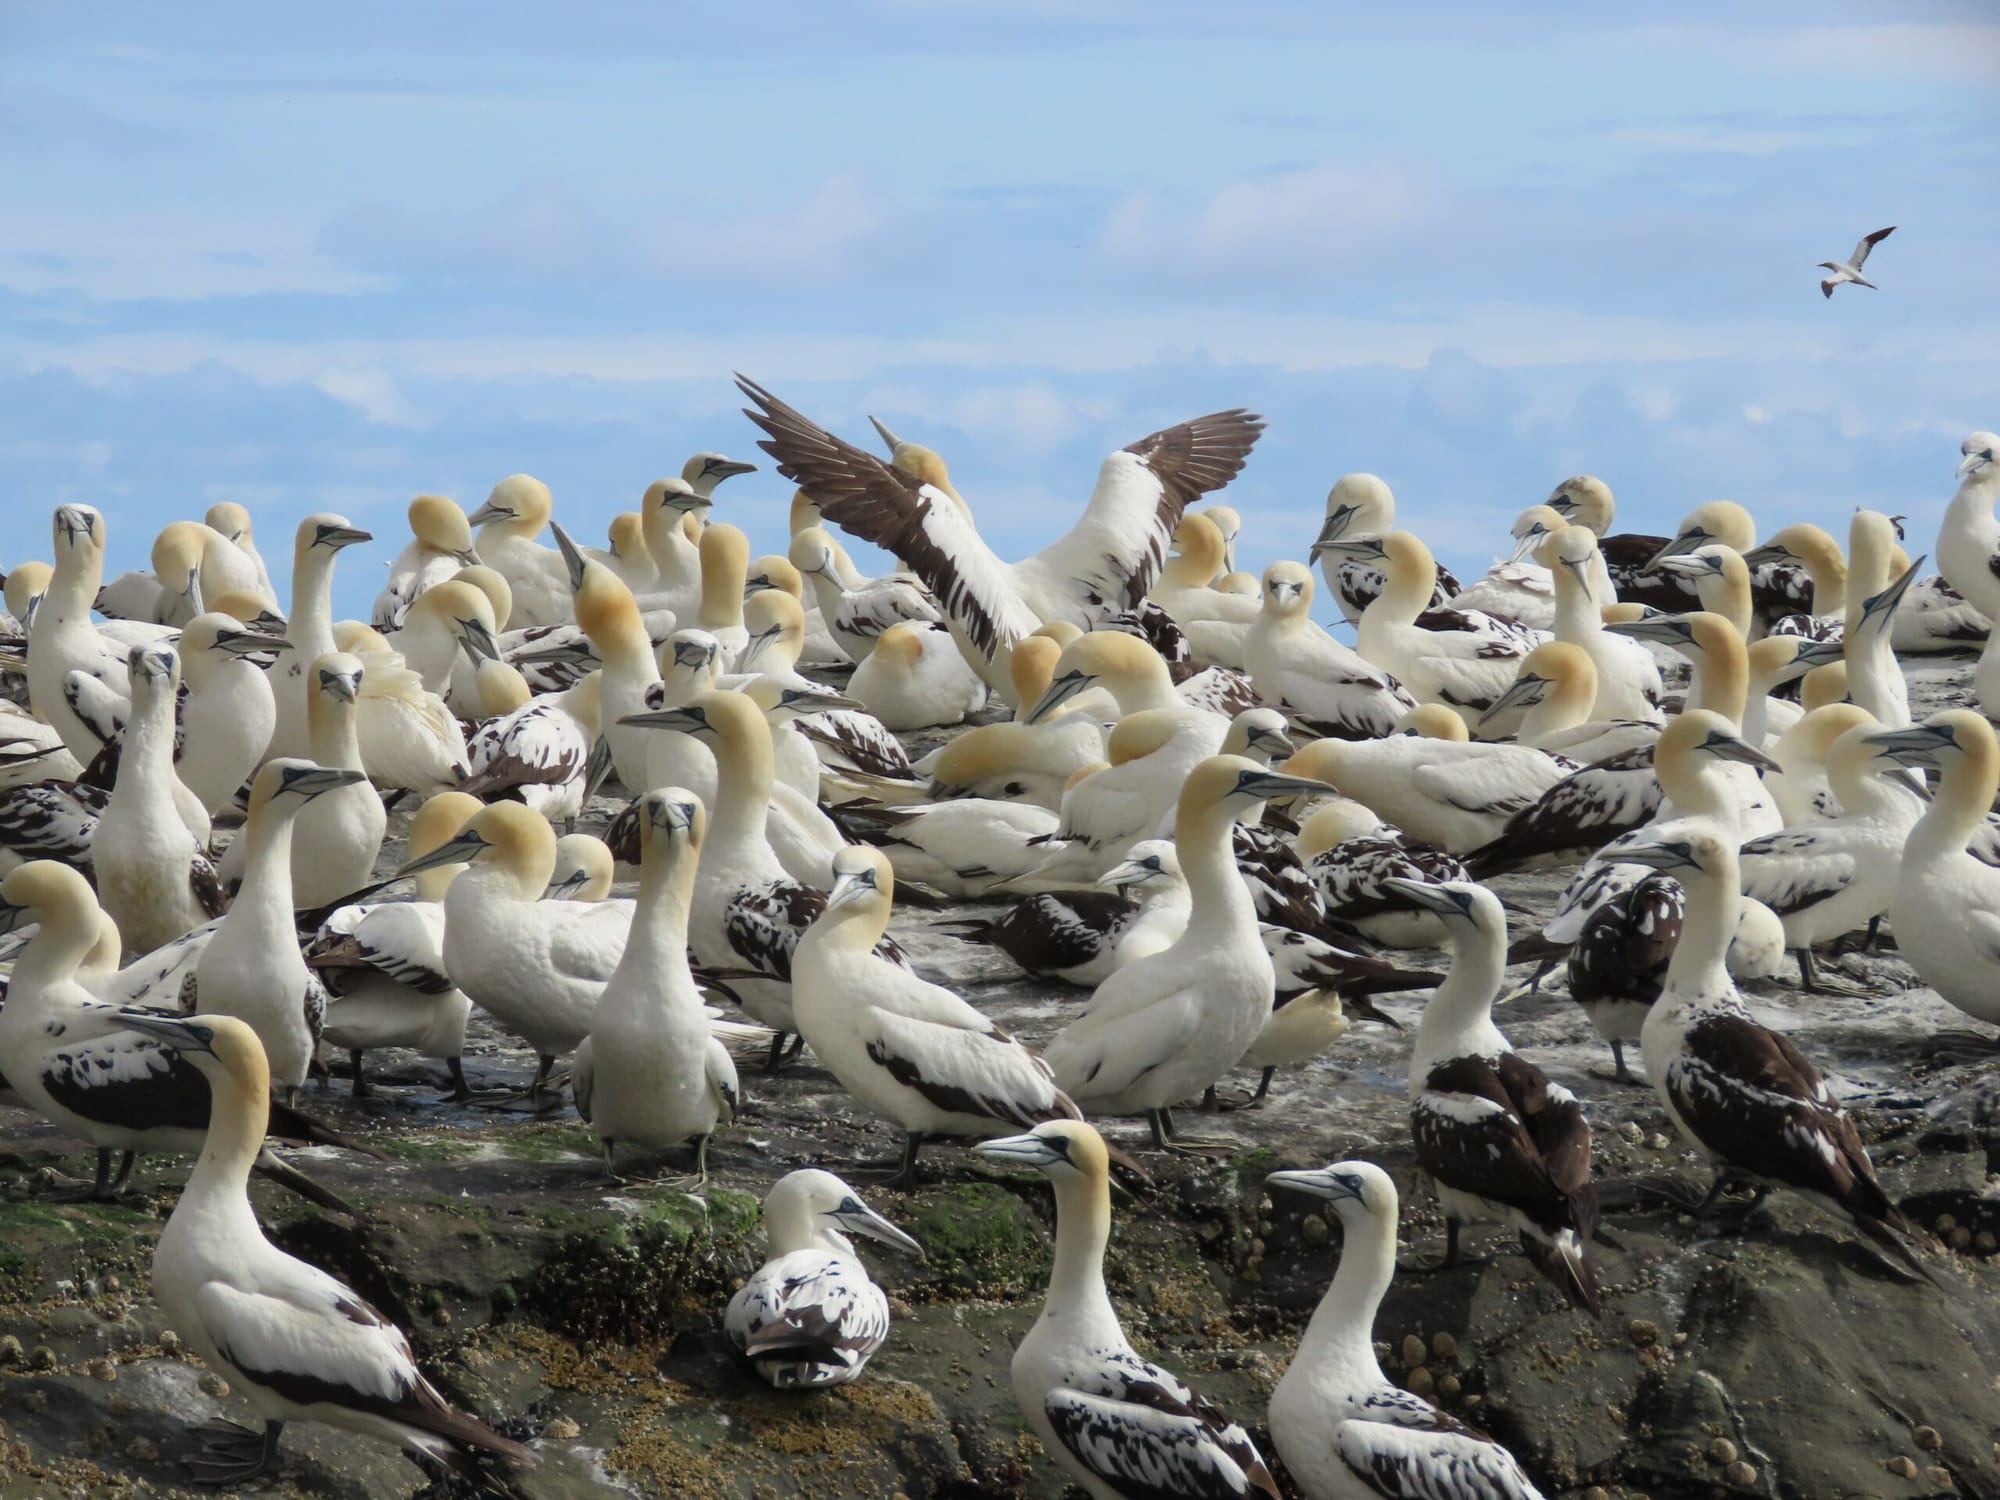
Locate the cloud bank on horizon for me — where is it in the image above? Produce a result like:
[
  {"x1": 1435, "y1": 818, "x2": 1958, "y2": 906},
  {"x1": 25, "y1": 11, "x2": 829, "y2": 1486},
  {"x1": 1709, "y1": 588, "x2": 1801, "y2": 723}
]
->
[{"x1": 2, "y1": 0, "x2": 1995, "y2": 617}]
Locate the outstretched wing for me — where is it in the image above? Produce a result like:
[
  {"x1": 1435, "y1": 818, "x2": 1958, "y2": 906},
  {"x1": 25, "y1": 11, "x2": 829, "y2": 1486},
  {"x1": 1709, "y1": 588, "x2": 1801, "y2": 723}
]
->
[
  {"x1": 737, "y1": 376, "x2": 1037, "y2": 658},
  {"x1": 1021, "y1": 410, "x2": 1264, "y2": 617},
  {"x1": 1849, "y1": 225, "x2": 1894, "y2": 269}
]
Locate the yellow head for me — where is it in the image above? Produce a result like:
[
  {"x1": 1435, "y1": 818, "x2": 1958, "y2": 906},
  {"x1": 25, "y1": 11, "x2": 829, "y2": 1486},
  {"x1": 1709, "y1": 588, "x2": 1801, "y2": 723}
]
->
[{"x1": 409, "y1": 494, "x2": 475, "y2": 558}]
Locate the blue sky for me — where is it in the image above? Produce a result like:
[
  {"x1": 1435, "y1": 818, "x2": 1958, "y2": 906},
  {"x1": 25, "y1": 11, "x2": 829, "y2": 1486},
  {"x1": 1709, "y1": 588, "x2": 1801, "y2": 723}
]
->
[{"x1": 4, "y1": 1, "x2": 1996, "y2": 621}]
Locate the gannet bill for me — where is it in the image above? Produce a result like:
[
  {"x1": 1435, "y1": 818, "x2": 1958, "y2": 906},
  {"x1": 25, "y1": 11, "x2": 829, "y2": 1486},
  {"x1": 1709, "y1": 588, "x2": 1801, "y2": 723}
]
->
[
  {"x1": 1042, "y1": 755, "x2": 1334, "y2": 1154},
  {"x1": 974, "y1": 1121, "x2": 1282, "y2": 1500},
  {"x1": 466, "y1": 474, "x2": 570, "y2": 629},
  {"x1": 794, "y1": 845, "x2": 1081, "y2": 1184},
  {"x1": 1266, "y1": 1161, "x2": 1548, "y2": 1500},
  {"x1": 740, "y1": 375, "x2": 1264, "y2": 666},
  {"x1": 725, "y1": 1169, "x2": 920, "y2": 1389},
  {"x1": 1816, "y1": 224, "x2": 1893, "y2": 297},
  {"x1": 372, "y1": 494, "x2": 478, "y2": 629},
  {"x1": 1393, "y1": 879, "x2": 1600, "y2": 1311},
  {"x1": 116, "y1": 1010, "x2": 538, "y2": 1488},
  {"x1": 1242, "y1": 561, "x2": 1416, "y2": 741},
  {"x1": 90, "y1": 644, "x2": 225, "y2": 953},
  {"x1": 573, "y1": 788, "x2": 740, "y2": 1182},
  {"x1": 1620, "y1": 833, "x2": 1931, "y2": 1278},
  {"x1": 1308, "y1": 473, "x2": 1461, "y2": 621}
]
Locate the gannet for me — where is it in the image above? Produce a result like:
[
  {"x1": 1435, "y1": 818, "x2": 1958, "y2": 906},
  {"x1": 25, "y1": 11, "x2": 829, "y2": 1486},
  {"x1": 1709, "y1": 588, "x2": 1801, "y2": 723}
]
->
[
  {"x1": 388, "y1": 578, "x2": 500, "y2": 710},
  {"x1": 1621, "y1": 833, "x2": 1929, "y2": 1276},
  {"x1": 695, "y1": 520, "x2": 752, "y2": 663},
  {"x1": 1817, "y1": 224, "x2": 1894, "y2": 297},
  {"x1": 91, "y1": 644, "x2": 224, "y2": 953},
  {"x1": 1147, "y1": 512, "x2": 1261, "y2": 667},
  {"x1": 739, "y1": 674, "x2": 856, "y2": 806},
  {"x1": 681, "y1": 448, "x2": 758, "y2": 499},
  {"x1": 942, "y1": 839, "x2": 1186, "y2": 987},
  {"x1": 1297, "y1": 799, "x2": 1469, "y2": 948},
  {"x1": 1933, "y1": 433, "x2": 2000, "y2": 629},
  {"x1": 1445, "y1": 504, "x2": 1564, "y2": 631},
  {"x1": 466, "y1": 473, "x2": 569, "y2": 628},
  {"x1": 372, "y1": 494, "x2": 478, "y2": 628},
  {"x1": 619, "y1": 690, "x2": 908, "y2": 1053},
  {"x1": 573, "y1": 789, "x2": 740, "y2": 1181},
  {"x1": 0, "y1": 777, "x2": 109, "y2": 880},
  {"x1": 1741, "y1": 634, "x2": 1816, "y2": 750},
  {"x1": 0, "y1": 704, "x2": 76, "y2": 790},
  {"x1": 462, "y1": 667, "x2": 600, "y2": 829},
  {"x1": 1873, "y1": 711, "x2": 2000, "y2": 1044},
  {"x1": 1744, "y1": 523, "x2": 1847, "y2": 641},
  {"x1": 585, "y1": 510, "x2": 659, "y2": 594},
  {"x1": 547, "y1": 831, "x2": 615, "y2": 901},
  {"x1": 790, "y1": 524, "x2": 940, "y2": 662},
  {"x1": 1395, "y1": 879, "x2": 1599, "y2": 1310},
  {"x1": 1642, "y1": 499, "x2": 1816, "y2": 628},
  {"x1": 191, "y1": 761, "x2": 362, "y2": 1101},
  {"x1": 263, "y1": 512, "x2": 374, "y2": 762},
  {"x1": 1740, "y1": 720, "x2": 1918, "y2": 992},
  {"x1": 1323, "y1": 531, "x2": 1543, "y2": 728},
  {"x1": 838, "y1": 793, "x2": 1063, "y2": 897},
  {"x1": 741, "y1": 377, "x2": 1263, "y2": 677},
  {"x1": 1766, "y1": 701, "x2": 1873, "y2": 826},
  {"x1": 1042, "y1": 755, "x2": 1331, "y2": 1153},
  {"x1": 285, "y1": 654, "x2": 386, "y2": 910},
  {"x1": 1540, "y1": 524, "x2": 1662, "y2": 721},
  {"x1": 0, "y1": 866, "x2": 361, "y2": 1209},
  {"x1": 725, "y1": 1169, "x2": 921, "y2": 1389},
  {"x1": 849, "y1": 621, "x2": 986, "y2": 730},
  {"x1": 795, "y1": 845, "x2": 1080, "y2": 1182},
  {"x1": 1284, "y1": 708, "x2": 1569, "y2": 855},
  {"x1": 1844, "y1": 549, "x2": 1921, "y2": 731},
  {"x1": 925, "y1": 699, "x2": 1106, "y2": 812},
  {"x1": 1478, "y1": 641, "x2": 1657, "y2": 766},
  {"x1": 1308, "y1": 472, "x2": 1461, "y2": 621},
  {"x1": 204, "y1": 502, "x2": 276, "y2": 600},
  {"x1": 742, "y1": 551, "x2": 846, "y2": 665},
  {"x1": 393, "y1": 801, "x2": 630, "y2": 1100},
  {"x1": 1566, "y1": 870, "x2": 1684, "y2": 1084},
  {"x1": 1242, "y1": 561, "x2": 1416, "y2": 740},
  {"x1": 119, "y1": 1010, "x2": 537, "y2": 1487},
  {"x1": 174, "y1": 613, "x2": 282, "y2": 816},
  {"x1": 307, "y1": 791, "x2": 478, "y2": 1099},
  {"x1": 26, "y1": 505, "x2": 139, "y2": 760},
  {"x1": 973, "y1": 1121, "x2": 1282, "y2": 1500},
  {"x1": 99, "y1": 520, "x2": 271, "y2": 627},
  {"x1": 635, "y1": 477, "x2": 710, "y2": 619},
  {"x1": 1266, "y1": 1161, "x2": 1548, "y2": 1500},
  {"x1": 1028, "y1": 629, "x2": 1240, "y2": 729}
]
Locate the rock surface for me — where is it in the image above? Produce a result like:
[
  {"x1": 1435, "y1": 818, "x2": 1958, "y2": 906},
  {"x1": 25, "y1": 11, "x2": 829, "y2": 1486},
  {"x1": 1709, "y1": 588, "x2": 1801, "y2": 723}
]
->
[{"x1": 0, "y1": 658, "x2": 1996, "y2": 1499}]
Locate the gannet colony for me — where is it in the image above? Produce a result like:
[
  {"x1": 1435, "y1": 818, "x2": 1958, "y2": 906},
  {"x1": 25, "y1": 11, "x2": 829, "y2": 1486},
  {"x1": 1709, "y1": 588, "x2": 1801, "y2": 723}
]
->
[{"x1": 0, "y1": 388, "x2": 1995, "y2": 1498}]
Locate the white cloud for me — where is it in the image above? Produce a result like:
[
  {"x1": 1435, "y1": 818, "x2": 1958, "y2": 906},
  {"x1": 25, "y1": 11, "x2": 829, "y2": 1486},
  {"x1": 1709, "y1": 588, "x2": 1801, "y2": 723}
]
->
[
  {"x1": 315, "y1": 366, "x2": 423, "y2": 428},
  {"x1": 1761, "y1": 22, "x2": 2000, "y2": 80},
  {"x1": 0, "y1": 216, "x2": 382, "y2": 302},
  {"x1": 1100, "y1": 161, "x2": 1433, "y2": 275}
]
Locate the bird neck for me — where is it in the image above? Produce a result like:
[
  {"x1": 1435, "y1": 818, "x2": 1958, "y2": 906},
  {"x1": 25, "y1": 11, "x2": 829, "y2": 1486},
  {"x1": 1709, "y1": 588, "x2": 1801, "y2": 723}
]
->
[
  {"x1": 1667, "y1": 866, "x2": 1737, "y2": 1001},
  {"x1": 1295, "y1": 1211, "x2": 1395, "y2": 1378},
  {"x1": 185, "y1": 1060, "x2": 267, "y2": 1207},
  {"x1": 118, "y1": 682, "x2": 180, "y2": 806},
  {"x1": 1687, "y1": 647, "x2": 1747, "y2": 729},
  {"x1": 1550, "y1": 569, "x2": 1599, "y2": 641},
  {"x1": 12, "y1": 907, "x2": 96, "y2": 993},
  {"x1": 815, "y1": 895, "x2": 891, "y2": 955},
  {"x1": 1844, "y1": 620, "x2": 1908, "y2": 728},
  {"x1": 1521, "y1": 677, "x2": 1591, "y2": 739},
  {"x1": 235, "y1": 801, "x2": 301, "y2": 919},
  {"x1": 1373, "y1": 546, "x2": 1434, "y2": 627},
  {"x1": 1413, "y1": 928, "x2": 1507, "y2": 1065},
  {"x1": 699, "y1": 557, "x2": 745, "y2": 632},
  {"x1": 1044, "y1": 1171, "x2": 1115, "y2": 1329},
  {"x1": 44, "y1": 549, "x2": 101, "y2": 619},
  {"x1": 709, "y1": 734, "x2": 773, "y2": 848},
  {"x1": 289, "y1": 552, "x2": 338, "y2": 663},
  {"x1": 1916, "y1": 743, "x2": 2000, "y2": 852},
  {"x1": 308, "y1": 703, "x2": 365, "y2": 773},
  {"x1": 616, "y1": 849, "x2": 695, "y2": 988},
  {"x1": 644, "y1": 510, "x2": 698, "y2": 578},
  {"x1": 1178, "y1": 805, "x2": 1254, "y2": 936},
  {"x1": 1702, "y1": 572, "x2": 1752, "y2": 640}
]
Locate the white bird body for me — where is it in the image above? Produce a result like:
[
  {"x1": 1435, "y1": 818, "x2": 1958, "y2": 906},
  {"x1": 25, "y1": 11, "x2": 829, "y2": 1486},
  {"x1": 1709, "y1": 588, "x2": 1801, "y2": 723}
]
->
[
  {"x1": 1816, "y1": 224, "x2": 1893, "y2": 297},
  {"x1": 1148, "y1": 513, "x2": 1261, "y2": 668},
  {"x1": 1448, "y1": 506, "x2": 1567, "y2": 631},
  {"x1": 572, "y1": 790, "x2": 738, "y2": 1172},
  {"x1": 1020, "y1": 708, "x2": 1227, "y2": 884},
  {"x1": 724, "y1": 1170, "x2": 920, "y2": 1388},
  {"x1": 974, "y1": 1123, "x2": 1281, "y2": 1500},
  {"x1": 175, "y1": 615, "x2": 279, "y2": 816},
  {"x1": 856, "y1": 797, "x2": 1063, "y2": 897},
  {"x1": 314, "y1": 902, "x2": 468, "y2": 1064},
  {"x1": 925, "y1": 713, "x2": 1108, "y2": 812},
  {"x1": 288, "y1": 654, "x2": 386, "y2": 911},
  {"x1": 194, "y1": 762, "x2": 358, "y2": 1097},
  {"x1": 1543, "y1": 525, "x2": 1661, "y2": 722},
  {"x1": 468, "y1": 475, "x2": 570, "y2": 628},
  {"x1": 1242, "y1": 563, "x2": 1416, "y2": 740},
  {"x1": 91, "y1": 645, "x2": 220, "y2": 954},
  {"x1": 1266, "y1": 1161, "x2": 1546, "y2": 1500},
  {"x1": 794, "y1": 525, "x2": 942, "y2": 662},
  {"x1": 463, "y1": 673, "x2": 599, "y2": 826},
  {"x1": 372, "y1": 494, "x2": 478, "y2": 629},
  {"x1": 1044, "y1": 757, "x2": 1324, "y2": 1136},
  {"x1": 849, "y1": 622, "x2": 986, "y2": 730},
  {"x1": 1934, "y1": 432, "x2": 2000, "y2": 620},
  {"x1": 796, "y1": 846, "x2": 1078, "y2": 1169},
  {"x1": 1880, "y1": 711, "x2": 2000, "y2": 1028},
  {"x1": 27, "y1": 506, "x2": 134, "y2": 761}
]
